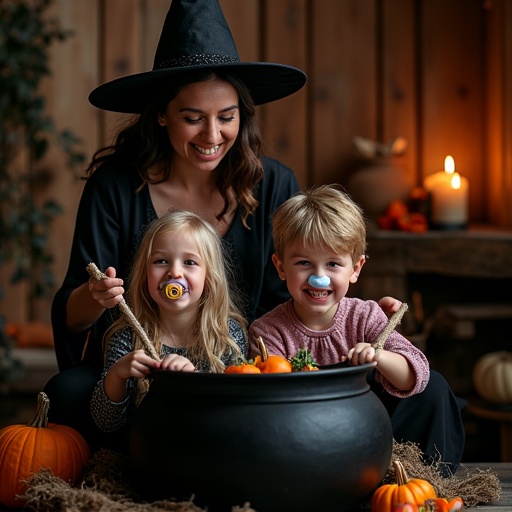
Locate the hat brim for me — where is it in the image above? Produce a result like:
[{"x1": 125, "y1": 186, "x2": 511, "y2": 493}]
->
[{"x1": 88, "y1": 62, "x2": 307, "y2": 113}]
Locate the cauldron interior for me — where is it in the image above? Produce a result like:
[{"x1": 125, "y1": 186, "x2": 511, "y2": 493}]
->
[{"x1": 129, "y1": 363, "x2": 393, "y2": 512}]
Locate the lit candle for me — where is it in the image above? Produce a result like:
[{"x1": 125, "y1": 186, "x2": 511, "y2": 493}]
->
[{"x1": 423, "y1": 156, "x2": 469, "y2": 229}]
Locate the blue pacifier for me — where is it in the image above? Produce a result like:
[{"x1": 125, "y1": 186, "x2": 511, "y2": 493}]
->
[{"x1": 308, "y1": 275, "x2": 331, "y2": 288}]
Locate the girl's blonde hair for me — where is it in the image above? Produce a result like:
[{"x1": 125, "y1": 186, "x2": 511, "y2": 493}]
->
[
  {"x1": 104, "y1": 210, "x2": 246, "y2": 373},
  {"x1": 272, "y1": 184, "x2": 367, "y2": 264}
]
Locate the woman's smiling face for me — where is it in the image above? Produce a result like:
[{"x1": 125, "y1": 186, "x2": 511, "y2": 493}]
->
[{"x1": 158, "y1": 78, "x2": 240, "y2": 173}]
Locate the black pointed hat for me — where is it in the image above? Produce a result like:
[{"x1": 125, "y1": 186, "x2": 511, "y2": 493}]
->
[{"x1": 89, "y1": 0, "x2": 307, "y2": 113}]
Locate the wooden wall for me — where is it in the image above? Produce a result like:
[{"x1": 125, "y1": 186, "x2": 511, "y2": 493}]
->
[{"x1": 3, "y1": 0, "x2": 512, "y2": 324}]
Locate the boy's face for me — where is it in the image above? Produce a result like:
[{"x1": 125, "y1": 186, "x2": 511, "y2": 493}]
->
[{"x1": 272, "y1": 241, "x2": 365, "y2": 328}]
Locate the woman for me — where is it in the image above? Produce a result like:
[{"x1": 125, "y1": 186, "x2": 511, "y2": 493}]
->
[
  {"x1": 52, "y1": 0, "x2": 306, "y2": 374},
  {"x1": 45, "y1": 0, "x2": 399, "y2": 449}
]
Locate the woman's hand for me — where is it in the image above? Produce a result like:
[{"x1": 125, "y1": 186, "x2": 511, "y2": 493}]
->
[
  {"x1": 88, "y1": 266, "x2": 125, "y2": 309},
  {"x1": 160, "y1": 353, "x2": 196, "y2": 372}
]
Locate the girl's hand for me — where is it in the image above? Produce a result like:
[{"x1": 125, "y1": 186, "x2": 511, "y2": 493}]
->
[
  {"x1": 112, "y1": 349, "x2": 160, "y2": 380},
  {"x1": 160, "y1": 353, "x2": 196, "y2": 372},
  {"x1": 347, "y1": 342, "x2": 377, "y2": 366},
  {"x1": 104, "y1": 349, "x2": 160, "y2": 403},
  {"x1": 88, "y1": 266, "x2": 124, "y2": 309}
]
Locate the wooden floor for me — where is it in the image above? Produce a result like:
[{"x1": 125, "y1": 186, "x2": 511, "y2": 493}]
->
[{"x1": 455, "y1": 463, "x2": 512, "y2": 510}]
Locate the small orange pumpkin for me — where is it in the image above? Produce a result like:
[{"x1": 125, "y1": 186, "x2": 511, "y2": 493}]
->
[
  {"x1": 370, "y1": 460, "x2": 436, "y2": 511},
  {"x1": 254, "y1": 337, "x2": 292, "y2": 373},
  {"x1": 0, "y1": 392, "x2": 90, "y2": 509},
  {"x1": 425, "y1": 497, "x2": 464, "y2": 511},
  {"x1": 224, "y1": 362, "x2": 261, "y2": 374},
  {"x1": 254, "y1": 354, "x2": 293, "y2": 373}
]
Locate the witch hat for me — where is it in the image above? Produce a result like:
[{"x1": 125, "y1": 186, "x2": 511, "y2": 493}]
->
[{"x1": 89, "y1": 0, "x2": 307, "y2": 113}]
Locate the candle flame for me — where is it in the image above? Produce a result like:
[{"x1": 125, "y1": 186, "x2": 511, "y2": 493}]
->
[
  {"x1": 451, "y1": 173, "x2": 461, "y2": 190},
  {"x1": 444, "y1": 155, "x2": 455, "y2": 174}
]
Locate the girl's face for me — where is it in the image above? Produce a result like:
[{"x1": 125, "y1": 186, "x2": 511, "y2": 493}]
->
[
  {"x1": 147, "y1": 229, "x2": 207, "y2": 314},
  {"x1": 158, "y1": 79, "x2": 240, "y2": 173},
  {"x1": 272, "y1": 241, "x2": 365, "y2": 329}
]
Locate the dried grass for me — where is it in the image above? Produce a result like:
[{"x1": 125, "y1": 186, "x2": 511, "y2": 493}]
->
[
  {"x1": 20, "y1": 442, "x2": 501, "y2": 511},
  {"x1": 385, "y1": 440, "x2": 501, "y2": 507}
]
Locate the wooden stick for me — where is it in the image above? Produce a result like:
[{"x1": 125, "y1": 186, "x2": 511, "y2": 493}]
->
[
  {"x1": 372, "y1": 302, "x2": 409, "y2": 352},
  {"x1": 86, "y1": 262, "x2": 160, "y2": 361}
]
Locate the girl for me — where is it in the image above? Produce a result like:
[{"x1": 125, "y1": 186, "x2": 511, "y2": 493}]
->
[{"x1": 91, "y1": 210, "x2": 247, "y2": 440}]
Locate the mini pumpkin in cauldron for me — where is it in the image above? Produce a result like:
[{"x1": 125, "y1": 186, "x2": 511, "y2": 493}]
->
[{"x1": 129, "y1": 362, "x2": 393, "y2": 512}]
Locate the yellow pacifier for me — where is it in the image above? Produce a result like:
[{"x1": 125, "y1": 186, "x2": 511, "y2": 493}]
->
[{"x1": 165, "y1": 282, "x2": 184, "y2": 300}]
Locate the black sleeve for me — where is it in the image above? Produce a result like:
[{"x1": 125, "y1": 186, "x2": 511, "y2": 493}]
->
[{"x1": 52, "y1": 164, "x2": 152, "y2": 371}]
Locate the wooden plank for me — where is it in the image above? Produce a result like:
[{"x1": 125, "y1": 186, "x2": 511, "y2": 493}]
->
[
  {"x1": 42, "y1": 0, "x2": 100, "y2": 322},
  {"x1": 221, "y1": 0, "x2": 260, "y2": 62},
  {"x1": 503, "y1": 0, "x2": 512, "y2": 229},
  {"x1": 486, "y1": 0, "x2": 505, "y2": 227},
  {"x1": 381, "y1": 0, "x2": 419, "y2": 187},
  {"x1": 0, "y1": 0, "x2": 101, "y2": 324},
  {"x1": 311, "y1": 0, "x2": 378, "y2": 187},
  {"x1": 421, "y1": 0, "x2": 485, "y2": 224},
  {"x1": 261, "y1": 0, "x2": 308, "y2": 187},
  {"x1": 142, "y1": 0, "x2": 172, "y2": 70},
  {"x1": 101, "y1": 0, "x2": 143, "y2": 146}
]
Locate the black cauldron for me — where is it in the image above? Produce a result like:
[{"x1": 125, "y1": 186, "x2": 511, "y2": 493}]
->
[{"x1": 129, "y1": 363, "x2": 393, "y2": 512}]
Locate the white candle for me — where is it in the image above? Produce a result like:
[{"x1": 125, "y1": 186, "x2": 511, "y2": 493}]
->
[{"x1": 423, "y1": 156, "x2": 469, "y2": 228}]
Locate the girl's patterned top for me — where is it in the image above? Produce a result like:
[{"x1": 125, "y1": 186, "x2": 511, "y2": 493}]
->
[{"x1": 91, "y1": 318, "x2": 247, "y2": 432}]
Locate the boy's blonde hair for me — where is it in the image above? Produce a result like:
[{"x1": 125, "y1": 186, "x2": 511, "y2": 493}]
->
[
  {"x1": 272, "y1": 185, "x2": 367, "y2": 263},
  {"x1": 104, "y1": 210, "x2": 246, "y2": 373}
]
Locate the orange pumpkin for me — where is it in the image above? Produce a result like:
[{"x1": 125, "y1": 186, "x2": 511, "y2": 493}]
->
[
  {"x1": 0, "y1": 392, "x2": 90, "y2": 509},
  {"x1": 254, "y1": 354, "x2": 293, "y2": 373},
  {"x1": 254, "y1": 336, "x2": 292, "y2": 373},
  {"x1": 370, "y1": 460, "x2": 436, "y2": 511},
  {"x1": 224, "y1": 362, "x2": 261, "y2": 374},
  {"x1": 425, "y1": 497, "x2": 464, "y2": 511}
]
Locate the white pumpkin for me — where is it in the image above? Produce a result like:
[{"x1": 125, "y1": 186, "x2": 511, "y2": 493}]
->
[{"x1": 473, "y1": 351, "x2": 512, "y2": 404}]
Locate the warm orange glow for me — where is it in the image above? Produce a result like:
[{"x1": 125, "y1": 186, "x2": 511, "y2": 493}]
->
[
  {"x1": 444, "y1": 155, "x2": 455, "y2": 174},
  {"x1": 451, "y1": 173, "x2": 461, "y2": 190}
]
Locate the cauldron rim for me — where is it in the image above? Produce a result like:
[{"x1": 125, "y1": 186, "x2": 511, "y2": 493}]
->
[
  {"x1": 150, "y1": 360, "x2": 376, "y2": 379},
  {"x1": 146, "y1": 361, "x2": 378, "y2": 403}
]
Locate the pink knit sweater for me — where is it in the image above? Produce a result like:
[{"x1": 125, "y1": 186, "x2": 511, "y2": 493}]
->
[{"x1": 249, "y1": 297, "x2": 429, "y2": 397}]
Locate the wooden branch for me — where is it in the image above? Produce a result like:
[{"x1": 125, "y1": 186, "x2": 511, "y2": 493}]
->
[
  {"x1": 372, "y1": 302, "x2": 409, "y2": 352},
  {"x1": 86, "y1": 262, "x2": 160, "y2": 361}
]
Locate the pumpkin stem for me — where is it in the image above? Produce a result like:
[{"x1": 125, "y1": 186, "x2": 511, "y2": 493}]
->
[
  {"x1": 393, "y1": 460, "x2": 410, "y2": 486},
  {"x1": 28, "y1": 391, "x2": 50, "y2": 428},
  {"x1": 257, "y1": 336, "x2": 268, "y2": 362}
]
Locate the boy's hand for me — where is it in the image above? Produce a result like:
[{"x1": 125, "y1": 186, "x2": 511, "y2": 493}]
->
[
  {"x1": 347, "y1": 342, "x2": 377, "y2": 365},
  {"x1": 378, "y1": 296, "x2": 402, "y2": 318}
]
